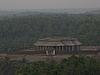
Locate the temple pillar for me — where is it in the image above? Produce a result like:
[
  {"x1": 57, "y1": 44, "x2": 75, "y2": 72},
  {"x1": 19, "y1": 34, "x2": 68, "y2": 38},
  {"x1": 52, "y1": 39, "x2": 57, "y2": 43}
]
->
[
  {"x1": 60, "y1": 46, "x2": 62, "y2": 51},
  {"x1": 66, "y1": 46, "x2": 68, "y2": 53},
  {"x1": 45, "y1": 46, "x2": 46, "y2": 50},
  {"x1": 39, "y1": 46, "x2": 40, "y2": 50},
  {"x1": 36, "y1": 46, "x2": 37, "y2": 50},
  {"x1": 69, "y1": 46, "x2": 72, "y2": 53},
  {"x1": 42, "y1": 46, "x2": 44, "y2": 50},
  {"x1": 36, "y1": 46, "x2": 39, "y2": 50},
  {"x1": 72, "y1": 46, "x2": 73, "y2": 52},
  {"x1": 55, "y1": 46, "x2": 57, "y2": 53},
  {"x1": 65, "y1": 46, "x2": 68, "y2": 53},
  {"x1": 43, "y1": 46, "x2": 45, "y2": 51},
  {"x1": 58, "y1": 46, "x2": 60, "y2": 51},
  {"x1": 40, "y1": 46, "x2": 42, "y2": 50},
  {"x1": 72, "y1": 46, "x2": 75, "y2": 54},
  {"x1": 46, "y1": 50, "x2": 49, "y2": 55},
  {"x1": 62, "y1": 46, "x2": 63, "y2": 51},
  {"x1": 52, "y1": 50, "x2": 55, "y2": 55},
  {"x1": 68, "y1": 46, "x2": 70, "y2": 53},
  {"x1": 41, "y1": 46, "x2": 42, "y2": 50},
  {"x1": 67, "y1": 46, "x2": 69, "y2": 53},
  {"x1": 77, "y1": 45, "x2": 80, "y2": 53},
  {"x1": 45, "y1": 46, "x2": 48, "y2": 55},
  {"x1": 56, "y1": 46, "x2": 59, "y2": 54}
]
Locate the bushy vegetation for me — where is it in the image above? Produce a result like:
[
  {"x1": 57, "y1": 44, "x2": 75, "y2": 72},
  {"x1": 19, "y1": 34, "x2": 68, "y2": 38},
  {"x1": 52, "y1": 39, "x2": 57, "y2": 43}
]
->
[
  {"x1": 0, "y1": 56, "x2": 100, "y2": 75},
  {"x1": 0, "y1": 14, "x2": 100, "y2": 52}
]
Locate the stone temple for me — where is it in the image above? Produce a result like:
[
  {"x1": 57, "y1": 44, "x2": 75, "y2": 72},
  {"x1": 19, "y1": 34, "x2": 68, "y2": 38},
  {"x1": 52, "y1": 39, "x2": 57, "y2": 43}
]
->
[{"x1": 34, "y1": 37, "x2": 81, "y2": 55}]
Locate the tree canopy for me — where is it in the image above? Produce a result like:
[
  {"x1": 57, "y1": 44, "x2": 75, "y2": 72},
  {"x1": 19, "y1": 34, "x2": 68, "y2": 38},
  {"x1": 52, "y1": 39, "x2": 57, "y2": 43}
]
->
[
  {"x1": 0, "y1": 56, "x2": 100, "y2": 75},
  {"x1": 0, "y1": 14, "x2": 100, "y2": 52}
]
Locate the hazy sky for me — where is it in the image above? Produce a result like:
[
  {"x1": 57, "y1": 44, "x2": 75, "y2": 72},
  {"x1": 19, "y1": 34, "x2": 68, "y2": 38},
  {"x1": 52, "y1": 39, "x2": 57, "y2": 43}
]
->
[{"x1": 0, "y1": 0, "x2": 100, "y2": 9}]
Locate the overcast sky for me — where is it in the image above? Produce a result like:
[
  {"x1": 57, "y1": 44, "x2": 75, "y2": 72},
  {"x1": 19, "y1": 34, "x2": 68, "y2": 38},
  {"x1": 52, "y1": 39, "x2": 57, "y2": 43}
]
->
[{"x1": 0, "y1": 0, "x2": 99, "y2": 9}]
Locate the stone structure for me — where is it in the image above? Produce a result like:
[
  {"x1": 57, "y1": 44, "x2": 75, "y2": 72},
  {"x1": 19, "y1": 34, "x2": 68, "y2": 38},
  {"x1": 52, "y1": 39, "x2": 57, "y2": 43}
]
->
[
  {"x1": 34, "y1": 37, "x2": 81, "y2": 55},
  {"x1": 80, "y1": 46, "x2": 100, "y2": 55}
]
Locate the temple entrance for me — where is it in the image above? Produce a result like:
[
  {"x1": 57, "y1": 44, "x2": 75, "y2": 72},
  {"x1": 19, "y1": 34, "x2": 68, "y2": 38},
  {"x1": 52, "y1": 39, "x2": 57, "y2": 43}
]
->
[{"x1": 46, "y1": 47, "x2": 55, "y2": 56}]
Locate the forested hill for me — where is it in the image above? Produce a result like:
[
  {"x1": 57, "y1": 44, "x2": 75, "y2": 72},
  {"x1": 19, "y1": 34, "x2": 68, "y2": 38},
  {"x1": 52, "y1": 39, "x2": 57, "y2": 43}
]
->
[{"x1": 0, "y1": 13, "x2": 100, "y2": 52}]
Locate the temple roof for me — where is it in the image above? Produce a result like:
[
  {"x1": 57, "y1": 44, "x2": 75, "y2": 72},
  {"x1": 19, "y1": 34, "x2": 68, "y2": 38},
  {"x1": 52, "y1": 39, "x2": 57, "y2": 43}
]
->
[{"x1": 34, "y1": 37, "x2": 81, "y2": 46}]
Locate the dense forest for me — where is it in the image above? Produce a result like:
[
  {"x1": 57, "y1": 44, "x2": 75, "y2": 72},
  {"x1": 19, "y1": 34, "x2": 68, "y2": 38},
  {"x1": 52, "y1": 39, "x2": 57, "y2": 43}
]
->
[
  {"x1": 0, "y1": 13, "x2": 100, "y2": 52},
  {"x1": 0, "y1": 56, "x2": 100, "y2": 75}
]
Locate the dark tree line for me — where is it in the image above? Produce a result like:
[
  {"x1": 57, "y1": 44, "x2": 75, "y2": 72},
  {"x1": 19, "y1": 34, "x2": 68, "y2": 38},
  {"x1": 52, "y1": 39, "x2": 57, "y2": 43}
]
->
[
  {"x1": 0, "y1": 14, "x2": 100, "y2": 52},
  {"x1": 0, "y1": 56, "x2": 100, "y2": 75}
]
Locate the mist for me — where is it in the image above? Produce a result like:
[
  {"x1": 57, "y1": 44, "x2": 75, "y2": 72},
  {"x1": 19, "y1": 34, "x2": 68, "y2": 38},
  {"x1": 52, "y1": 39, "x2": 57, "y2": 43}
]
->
[{"x1": 0, "y1": 0, "x2": 99, "y2": 10}]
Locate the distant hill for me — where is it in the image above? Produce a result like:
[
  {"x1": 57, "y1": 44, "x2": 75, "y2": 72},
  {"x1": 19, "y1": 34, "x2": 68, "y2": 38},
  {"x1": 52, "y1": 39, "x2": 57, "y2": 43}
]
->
[
  {"x1": 85, "y1": 9, "x2": 100, "y2": 14},
  {"x1": 0, "y1": 8, "x2": 100, "y2": 17}
]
